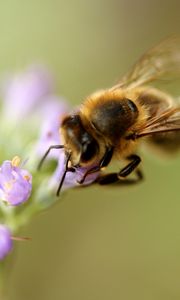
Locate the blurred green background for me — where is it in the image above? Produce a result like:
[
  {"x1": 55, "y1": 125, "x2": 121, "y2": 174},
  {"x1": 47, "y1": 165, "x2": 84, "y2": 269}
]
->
[{"x1": 1, "y1": 0, "x2": 180, "y2": 299}]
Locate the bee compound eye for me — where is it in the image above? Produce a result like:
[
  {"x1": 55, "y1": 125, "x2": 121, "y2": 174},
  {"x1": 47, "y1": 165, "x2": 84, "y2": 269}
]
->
[{"x1": 81, "y1": 141, "x2": 98, "y2": 162}]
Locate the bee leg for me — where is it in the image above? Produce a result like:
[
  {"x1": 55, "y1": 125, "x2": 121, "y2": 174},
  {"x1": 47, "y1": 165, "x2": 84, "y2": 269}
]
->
[
  {"x1": 135, "y1": 169, "x2": 144, "y2": 180},
  {"x1": 77, "y1": 146, "x2": 114, "y2": 184},
  {"x1": 97, "y1": 173, "x2": 119, "y2": 185},
  {"x1": 38, "y1": 144, "x2": 64, "y2": 170},
  {"x1": 97, "y1": 168, "x2": 143, "y2": 185},
  {"x1": 118, "y1": 154, "x2": 141, "y2": 178}
]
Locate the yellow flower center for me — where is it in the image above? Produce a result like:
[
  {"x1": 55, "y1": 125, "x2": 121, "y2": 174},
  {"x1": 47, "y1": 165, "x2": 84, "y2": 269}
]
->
[
  {"x1": 4, "y1": 180, "x2": 14, "y2": 191},
  {"x1": 11, "y1": 156, "x2": 21, "y2": 167},
  {"x1": 23, "y1": 175, "x2": 31, "y2": 182}
]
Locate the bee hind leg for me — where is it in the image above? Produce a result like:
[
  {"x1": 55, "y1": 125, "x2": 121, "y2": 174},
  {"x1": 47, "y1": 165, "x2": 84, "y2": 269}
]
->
[
  {"x1": 97, "y1": 169, "x2": 143, "y2": 185},
  {"x1": 97, "y1": 154, "x2": 143, "y2": 185},
  {"x1": 119, "y1": 154, "x2": 141, "y2": 178}
]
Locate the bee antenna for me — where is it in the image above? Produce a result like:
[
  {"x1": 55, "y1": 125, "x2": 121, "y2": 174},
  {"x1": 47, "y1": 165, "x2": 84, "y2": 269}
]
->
[
  {"x1": 56, "y1": 152, "x2": 71, "y2": 197},
  {"x1": 38, "y1": 144, "x2": 64, "y2": 170}
]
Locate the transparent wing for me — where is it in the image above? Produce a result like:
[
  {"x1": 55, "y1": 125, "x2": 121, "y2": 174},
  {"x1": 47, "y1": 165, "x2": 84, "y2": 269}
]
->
[
  {"x1": 134, "y1": 107, "x2": 180, "y2": 138},
  {"x1": 111, "y1": 36, "x2": 180, "y2": 90}
]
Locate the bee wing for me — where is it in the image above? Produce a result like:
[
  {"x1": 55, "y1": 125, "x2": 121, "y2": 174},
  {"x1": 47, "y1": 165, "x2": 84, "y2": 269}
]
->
[
  {"x1": 112, "y1": 36, "x2": 180, "y2": 90},
  {"x1": 133, "y1": 107, "x2": 180, "y2": 138}
]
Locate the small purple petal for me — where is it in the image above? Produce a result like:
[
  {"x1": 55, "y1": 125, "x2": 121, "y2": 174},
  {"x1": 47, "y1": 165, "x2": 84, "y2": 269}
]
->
[
  {"x1": 0, "y1": 225, "x2": 13, "y2": 260},
  {"x1": 0, "y1": 160, "x2": 32, "y2": 206},
  {"x1": 5, "y1": 175, "x2": 32, "y2": 206},
  {"x1": 0, "y1": 161, "x2": 14, "y2": 182}
]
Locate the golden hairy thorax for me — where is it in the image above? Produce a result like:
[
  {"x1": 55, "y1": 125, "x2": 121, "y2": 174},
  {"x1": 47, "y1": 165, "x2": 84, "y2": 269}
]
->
[{"x1": 79, "y1": 86, "x2": 174, "y2": 159}]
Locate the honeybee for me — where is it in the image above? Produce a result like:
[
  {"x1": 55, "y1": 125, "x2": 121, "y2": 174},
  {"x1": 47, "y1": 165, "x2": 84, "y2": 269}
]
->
[{"x1": 39, "y1": 36, "x2": 180, "y2": 195}]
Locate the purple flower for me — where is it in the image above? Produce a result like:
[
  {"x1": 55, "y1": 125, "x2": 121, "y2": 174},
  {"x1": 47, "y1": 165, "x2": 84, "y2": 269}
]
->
[
  {"x1": 0, "y1": 225, "x2": 13, "y2": 260},
  {"x1": 0, "y1": 157, "x2": 32, "y2": 206},
  {"x1": 1, "y1": 65, "x2": 54, "y2": 121}
]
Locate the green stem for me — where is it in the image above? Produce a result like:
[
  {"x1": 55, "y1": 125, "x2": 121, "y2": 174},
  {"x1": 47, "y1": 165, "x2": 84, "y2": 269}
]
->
[{"x1": 0, "y1": 262, "x2": 8, "y2": 300}]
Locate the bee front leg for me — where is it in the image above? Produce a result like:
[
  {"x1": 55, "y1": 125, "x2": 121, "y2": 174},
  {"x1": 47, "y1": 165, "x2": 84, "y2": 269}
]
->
[
  {"x1": 77, "y1": 146, "x2": 114, "y2": 184},
  {"x1": 38, "y1": 144, "x2": 64, "y2": 170}
]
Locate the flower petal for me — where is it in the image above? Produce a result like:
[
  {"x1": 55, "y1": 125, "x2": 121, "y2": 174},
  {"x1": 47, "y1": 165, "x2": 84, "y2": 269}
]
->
[
  {"x1": 1, "y1": 65, "x2": 54, "y2": 121},
  {"x1": 0, "y1": 225, "x2": 13, "y2": 260},
  {"x1": 0, "y1": 159, "x2": 32, "y2": 206}
]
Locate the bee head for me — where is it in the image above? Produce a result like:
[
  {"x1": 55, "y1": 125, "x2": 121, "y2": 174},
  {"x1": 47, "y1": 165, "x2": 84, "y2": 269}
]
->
[{"x1": 61, "y1": 114, "x2": 99, "y2": 166}]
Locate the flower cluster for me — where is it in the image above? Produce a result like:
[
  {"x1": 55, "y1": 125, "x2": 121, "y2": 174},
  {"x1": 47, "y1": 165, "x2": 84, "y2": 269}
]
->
[
  {"x1": 0, "y1": 65, "x2": 100, "y2": 261},
  {"x1": 0, "y1": 157, "x2": 32, "y2": 206}
]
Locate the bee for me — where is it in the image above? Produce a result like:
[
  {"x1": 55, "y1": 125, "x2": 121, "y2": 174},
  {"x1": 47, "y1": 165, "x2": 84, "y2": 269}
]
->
[{"x1": 39, "y1": 36, "x2": 180, "y2": 195}]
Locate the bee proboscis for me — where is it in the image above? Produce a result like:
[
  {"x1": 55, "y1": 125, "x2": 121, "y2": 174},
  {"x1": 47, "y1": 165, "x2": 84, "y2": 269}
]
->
[{"x1": 39, "y1": 36, "x2": 180, "y2": 195}]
